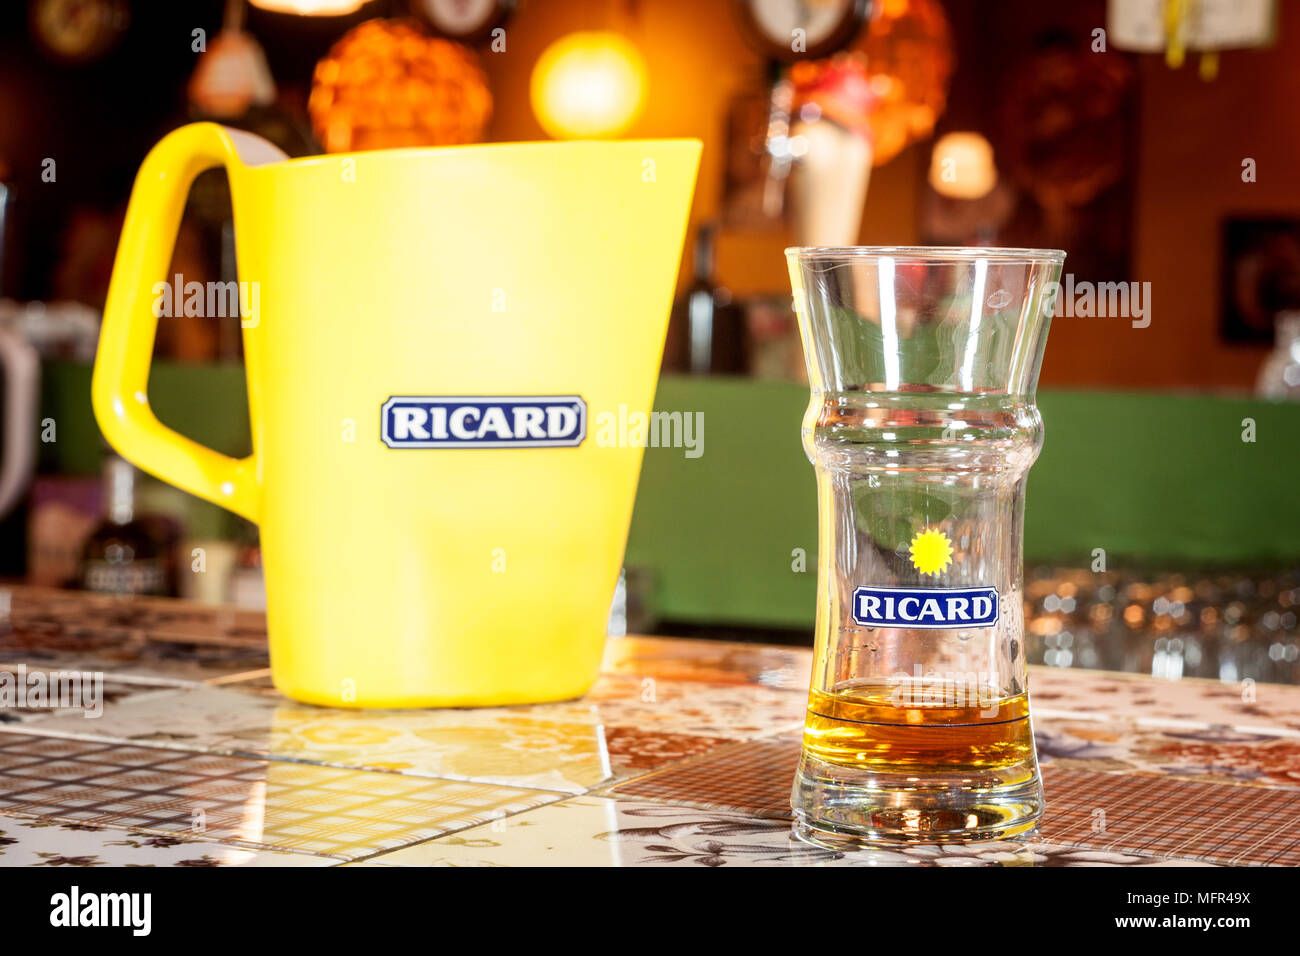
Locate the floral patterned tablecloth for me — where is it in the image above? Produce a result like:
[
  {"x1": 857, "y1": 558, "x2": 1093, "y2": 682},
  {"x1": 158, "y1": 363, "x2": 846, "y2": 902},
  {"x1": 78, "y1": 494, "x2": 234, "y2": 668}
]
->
[{"x1": 0, "y1": 586, "x2": 1296, "y2": 867}]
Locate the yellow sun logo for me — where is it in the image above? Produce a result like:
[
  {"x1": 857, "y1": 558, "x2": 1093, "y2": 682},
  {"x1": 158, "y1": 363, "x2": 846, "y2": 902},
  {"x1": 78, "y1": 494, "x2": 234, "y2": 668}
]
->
[{"x1": 909, "y1": 528, "x2": 953, "y2": 576}]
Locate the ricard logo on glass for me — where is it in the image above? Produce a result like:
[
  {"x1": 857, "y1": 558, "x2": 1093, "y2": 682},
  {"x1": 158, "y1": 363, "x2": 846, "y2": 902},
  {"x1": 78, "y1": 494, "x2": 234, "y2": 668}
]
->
[{"x1": 852, "y1": 586, "x2": 1000, "y2": 630}]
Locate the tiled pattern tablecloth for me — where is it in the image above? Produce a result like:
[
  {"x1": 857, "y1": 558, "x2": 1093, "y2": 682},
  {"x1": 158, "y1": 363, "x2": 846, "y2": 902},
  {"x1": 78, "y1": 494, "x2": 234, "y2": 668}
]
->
[{"x1": 1, "y1": 586, "x2": 1296, "y2": 866}]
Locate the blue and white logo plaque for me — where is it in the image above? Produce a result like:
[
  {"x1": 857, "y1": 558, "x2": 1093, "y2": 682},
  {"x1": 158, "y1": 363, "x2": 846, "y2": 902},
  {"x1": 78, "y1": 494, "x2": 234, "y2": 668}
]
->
[
  {"x1": 381, "y1": 396, "x2": 587, "y2": 449},
  {"x1": 851, "y1": 585, "x2": 1000, "y2": 630}
]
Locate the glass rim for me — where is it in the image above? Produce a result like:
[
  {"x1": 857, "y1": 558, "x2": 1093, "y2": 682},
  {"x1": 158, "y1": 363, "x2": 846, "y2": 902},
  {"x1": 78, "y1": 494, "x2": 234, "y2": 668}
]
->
[{"x1": 785, "y1": 245, "x2": 1067, "y2": 263}]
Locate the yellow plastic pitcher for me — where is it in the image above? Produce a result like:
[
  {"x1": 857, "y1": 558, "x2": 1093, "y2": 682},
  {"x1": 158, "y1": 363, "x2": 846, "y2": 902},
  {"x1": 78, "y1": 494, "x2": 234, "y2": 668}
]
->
[{"x1": 93, "y1": 123, "x2": 700, "y2": 708}]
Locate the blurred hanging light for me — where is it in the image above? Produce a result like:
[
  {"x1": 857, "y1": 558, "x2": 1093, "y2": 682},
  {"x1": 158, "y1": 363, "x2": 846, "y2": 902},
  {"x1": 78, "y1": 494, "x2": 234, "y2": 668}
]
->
[
  {"x1": 188, "y1": 30, "x2": 276, "y2": 117},
  {"x1": 530, "y1": 31, "x2": 646, "y2": 139},
  {"x1": 249, "y1": 0, "x2": 369, "y2": 14},
  {"x1": 1106, "y1": 0, "x2": 1277, "y2": 80},
  {"x1": 928, "y1": 132, "x2": 997, "y2": 199},
  {"x1": 189, "y1": 0, "x2": 276, "y2": 117}
]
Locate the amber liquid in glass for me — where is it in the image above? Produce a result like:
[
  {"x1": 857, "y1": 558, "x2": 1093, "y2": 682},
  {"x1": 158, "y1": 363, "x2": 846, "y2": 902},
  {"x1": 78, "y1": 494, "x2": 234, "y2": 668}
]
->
[{"x1": 803, "y1": 683, "x2": 1034, "y2": 781}]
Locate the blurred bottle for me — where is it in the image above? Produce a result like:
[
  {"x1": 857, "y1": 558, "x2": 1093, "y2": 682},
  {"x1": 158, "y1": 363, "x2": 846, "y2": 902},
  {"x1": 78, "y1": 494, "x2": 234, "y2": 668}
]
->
[
  {"x1": 663, "y1": 223, "x2": 747, "y2": 375},
  {"x1": 228, "y1": 540, "x2": 266, "y2": 610},
  {"x1": 1257, "y1": 312, "x2": 1300, "y2": 399},
  {"x1": 79, "y1": 451, "x2": 171, "y2": 596}
]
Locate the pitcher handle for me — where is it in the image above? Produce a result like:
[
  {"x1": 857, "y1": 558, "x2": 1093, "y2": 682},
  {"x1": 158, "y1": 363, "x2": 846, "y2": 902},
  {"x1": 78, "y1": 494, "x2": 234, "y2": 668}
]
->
[{"x1": 92, "y1": 123, "x2": 283, "y2": 524}]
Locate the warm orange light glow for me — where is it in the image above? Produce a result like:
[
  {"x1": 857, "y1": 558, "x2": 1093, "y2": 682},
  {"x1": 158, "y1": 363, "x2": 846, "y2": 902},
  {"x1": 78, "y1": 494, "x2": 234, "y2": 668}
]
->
[
  {"x1": 309, "y1": 20, "x2": 491, "y2": 152},
  {"x1": 530, "y1": 32, "x2": 646, "y2": 139},
  {"x1": 928, "y1": 131, "x2": 997, "y2": 199},
  {"x1": 249, "y1": 0, "x2": 368, "y2": 14}
]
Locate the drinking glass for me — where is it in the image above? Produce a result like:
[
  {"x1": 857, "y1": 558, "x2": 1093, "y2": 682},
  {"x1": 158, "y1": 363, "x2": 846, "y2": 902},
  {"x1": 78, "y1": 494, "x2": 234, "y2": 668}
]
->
[{"x1": 787, "y1": 246, "x2": 1065, "y2": 844}]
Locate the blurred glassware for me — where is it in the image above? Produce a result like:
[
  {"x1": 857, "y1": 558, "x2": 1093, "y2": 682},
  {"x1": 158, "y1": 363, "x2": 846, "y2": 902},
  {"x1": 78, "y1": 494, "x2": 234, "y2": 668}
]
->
[
  {"x1": 179, "y1": 538, "x2": 238, "y2": 605},
  {"x1": 0, "y1": 299, "x2": 104, "y2": 361},
  {"x1": 0, "y1": 175, "x2": 11, "y2": 295},
  {"x1": 227, "y1": 519, "x2": 267, "y2": 611},
  {"x1": 0, "y1": 324, "x2": 37, "y2": 522},
  {"x1": 309, "y1": 19, "x2": 491, "y2": 152},
  {"x1": 0, "y1": 299, "x2": 98, "y2": 523},
  {"x1": 1024, "y1": 565, "x2": 1300, "y2": 686},
  {"x1": 228, "y1": 548, "x2": 266, "y2": 610},
  {"x1": 1256, "y1": 311, "x2": 1300, "y2": 399},
  {"x1": 607, "y1": 566, "x2": 656, "y2": 637},
  {"x1": 743, "y1": 294, "x2": 805, "y2": 382}
]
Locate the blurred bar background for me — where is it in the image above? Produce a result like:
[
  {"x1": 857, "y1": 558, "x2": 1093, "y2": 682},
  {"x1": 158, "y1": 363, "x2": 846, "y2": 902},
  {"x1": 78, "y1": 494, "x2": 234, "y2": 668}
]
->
[{"x1": 0, "y1": 0, "x2": 1296, "y2": 681}]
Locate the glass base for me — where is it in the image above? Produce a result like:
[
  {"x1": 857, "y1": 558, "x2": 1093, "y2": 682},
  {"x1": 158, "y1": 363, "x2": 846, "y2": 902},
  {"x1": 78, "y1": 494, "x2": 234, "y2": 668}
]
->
[{"x1": 791, "y1": 752, "x2": 1044, "y2": 846}]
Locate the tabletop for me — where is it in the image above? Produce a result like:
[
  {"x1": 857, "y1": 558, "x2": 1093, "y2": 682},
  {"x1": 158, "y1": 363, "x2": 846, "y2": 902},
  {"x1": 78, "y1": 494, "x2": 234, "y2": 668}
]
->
[{"x1": 0, "y1": 586, "x2": 1297, "y2": 867}]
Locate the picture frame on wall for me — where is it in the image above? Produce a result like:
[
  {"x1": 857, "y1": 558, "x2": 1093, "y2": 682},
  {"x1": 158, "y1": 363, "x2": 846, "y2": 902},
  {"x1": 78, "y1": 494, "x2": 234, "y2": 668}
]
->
[{"x1": 1221, "y1": 217, "x2": 1300, "y2": 342}]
